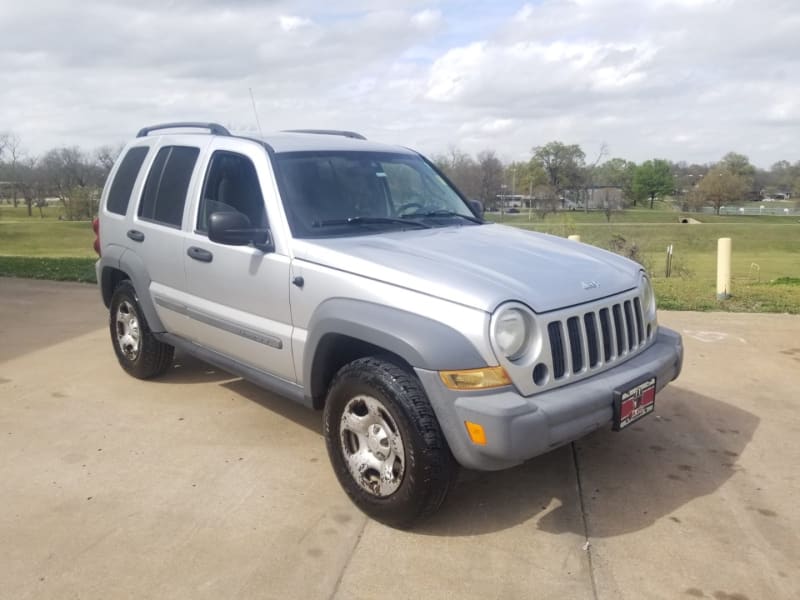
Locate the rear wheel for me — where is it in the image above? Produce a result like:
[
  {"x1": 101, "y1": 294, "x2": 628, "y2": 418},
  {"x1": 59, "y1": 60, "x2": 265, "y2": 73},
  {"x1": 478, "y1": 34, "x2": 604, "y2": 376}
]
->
[
  {"x1": 109, "y1": 280, "x2": 173, "y2": 379},
  {"x1": 323, "y1": 357, "x2": 456, "y2": 528}
]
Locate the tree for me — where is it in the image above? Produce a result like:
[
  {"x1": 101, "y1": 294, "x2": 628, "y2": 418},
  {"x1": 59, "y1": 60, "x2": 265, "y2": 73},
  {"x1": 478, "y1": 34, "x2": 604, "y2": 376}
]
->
[
  {"x1": 513, "y1": 161, "x2": 547, "y2": 213},
  {"x1": 632, "y1": 159, "x2": 673, "y2": 208},
  {"x1": 720, "y1": 152, "x2": 757, "y2": 200},
  {"x1": 531, "y1": 142, "x2": 586, "y2": 199},
  {"x1": 595, "y1": 157, "x2": 635, "y2": 189},
  {"x1": 694, "y1": 166, "x2": 748, "y2": 214},
  {"x1": 671, "y1": 161, "x2": 710, "y2": 208},
  {"x1": 5, "y1": 133, "x2": 24, "y2": 210},
  {"x1": 477, "y1": 150, "x2": 503, "y2": 209},
  {"x1": 531, "y1": 184, "x2": 560, "y2": 220},
  {"x1": 39, "y1": 147, "x2": 103, "y2": 219},
  {"x1": 95, "y1": 144, "x2": 124, "y2": 178},
  {"x1": 720, "y1": 152, "x2": 755, "y2": 182},
  {"x1": 432, "y1": 146, "x2": 480, "y2": 200}
]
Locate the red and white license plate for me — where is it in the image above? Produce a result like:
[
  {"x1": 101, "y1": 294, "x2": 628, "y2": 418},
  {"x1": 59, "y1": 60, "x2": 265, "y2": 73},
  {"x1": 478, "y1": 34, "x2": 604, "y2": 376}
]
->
[{"x1": 613, "y1": 376, "x2": 656, "y2": 431}]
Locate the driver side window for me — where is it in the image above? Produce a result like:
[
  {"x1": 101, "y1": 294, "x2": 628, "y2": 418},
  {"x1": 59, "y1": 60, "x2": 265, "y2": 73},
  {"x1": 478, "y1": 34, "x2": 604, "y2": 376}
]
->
[{"x1": 197, "y1": 151, "x2": 267, "y2": 233}]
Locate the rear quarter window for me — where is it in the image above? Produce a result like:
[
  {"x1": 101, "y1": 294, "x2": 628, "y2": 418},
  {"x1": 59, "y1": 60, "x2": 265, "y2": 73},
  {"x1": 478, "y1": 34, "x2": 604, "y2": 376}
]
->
[
  {"x1": 138, "y1": 145, "x2": 200, "y2": 228},
  {"x1": 106, "y1": 146, "x2": 149, "y2": 215}
]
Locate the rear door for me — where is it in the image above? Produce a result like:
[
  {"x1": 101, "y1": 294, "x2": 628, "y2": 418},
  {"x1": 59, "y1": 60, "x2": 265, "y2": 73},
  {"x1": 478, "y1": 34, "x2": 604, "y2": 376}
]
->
[
  {"x1": 181, "y1": 139, "x2": 295, "y2": 382},
  {"x1": 130, "y1": 136, "x2": 210, "y2": 337}
]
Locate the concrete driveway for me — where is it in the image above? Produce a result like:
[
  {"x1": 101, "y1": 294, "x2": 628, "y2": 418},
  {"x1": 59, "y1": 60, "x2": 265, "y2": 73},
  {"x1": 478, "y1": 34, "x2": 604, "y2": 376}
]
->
[{"x1": 1, "y1": 278, "x2": 798, "y2": 600}]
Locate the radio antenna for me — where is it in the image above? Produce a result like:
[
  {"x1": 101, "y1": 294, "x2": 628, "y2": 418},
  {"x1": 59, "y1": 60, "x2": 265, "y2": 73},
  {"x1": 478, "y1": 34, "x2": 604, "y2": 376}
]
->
[{"x1": 249, "y1": 87, "x2": 264, "y2": 137}]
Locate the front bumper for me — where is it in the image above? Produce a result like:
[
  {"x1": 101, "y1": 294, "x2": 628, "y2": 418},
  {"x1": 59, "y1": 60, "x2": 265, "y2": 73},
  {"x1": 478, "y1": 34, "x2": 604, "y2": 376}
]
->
[{"x1": 416, "y1": 326, "x2": 683, "y2": 471}]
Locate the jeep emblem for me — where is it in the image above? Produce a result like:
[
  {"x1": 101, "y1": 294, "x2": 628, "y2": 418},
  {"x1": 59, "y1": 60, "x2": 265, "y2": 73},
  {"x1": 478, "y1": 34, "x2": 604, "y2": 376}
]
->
[{"x1": 582, "y1": 280, "x2": 600, "y2": 290}]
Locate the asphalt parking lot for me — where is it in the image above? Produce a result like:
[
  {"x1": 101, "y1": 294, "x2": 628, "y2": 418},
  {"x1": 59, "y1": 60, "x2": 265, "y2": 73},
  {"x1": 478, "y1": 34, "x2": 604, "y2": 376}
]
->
[{"x1": 1, "y1": 277, "x2": 798, "y2": 600}]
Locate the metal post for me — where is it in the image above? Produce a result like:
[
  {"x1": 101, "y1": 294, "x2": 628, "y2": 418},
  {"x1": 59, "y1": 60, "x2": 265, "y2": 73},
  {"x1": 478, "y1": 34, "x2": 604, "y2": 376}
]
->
[{"x1": 716, "y1": 238, "x2": 731, "y2": 300}]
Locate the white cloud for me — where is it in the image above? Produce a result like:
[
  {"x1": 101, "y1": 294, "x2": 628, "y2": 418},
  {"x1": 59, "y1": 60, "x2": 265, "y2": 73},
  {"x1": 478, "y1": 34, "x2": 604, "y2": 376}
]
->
[
  {"x1": 411, "y1": 8, "x2": 441, "y2": 29},
  {"x1": 0, "y1": 0, "x2": 797, "y2": 167},
  {"x1": 279, "y1": 15, "x2": 313, "y2": 32}
]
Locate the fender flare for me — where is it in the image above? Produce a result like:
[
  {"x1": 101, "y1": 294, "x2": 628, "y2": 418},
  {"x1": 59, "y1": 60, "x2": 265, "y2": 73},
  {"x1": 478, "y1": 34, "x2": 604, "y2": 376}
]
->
[{"x1": 303, "y1": 298, "x2": 487, "y2": 402}]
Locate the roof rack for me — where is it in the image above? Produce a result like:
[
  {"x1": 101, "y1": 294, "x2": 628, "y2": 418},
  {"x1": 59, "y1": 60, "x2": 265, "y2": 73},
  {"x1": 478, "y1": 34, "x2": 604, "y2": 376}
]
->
[
  {"x1": 282, "y1": 129, "x2": 366, "y2": 140},
  {"x1": 136, "y1": 122, "x2": 231, "y2": 138}
]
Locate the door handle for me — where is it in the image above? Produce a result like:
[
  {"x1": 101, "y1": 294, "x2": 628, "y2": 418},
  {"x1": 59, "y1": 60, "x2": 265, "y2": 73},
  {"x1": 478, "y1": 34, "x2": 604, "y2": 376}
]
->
[
  {"x1": 127, "y1": 229, "x2": 145, "y2": 242},
  {"x1": 187, "y1": 246, "x2": 213, "y2": 263}
]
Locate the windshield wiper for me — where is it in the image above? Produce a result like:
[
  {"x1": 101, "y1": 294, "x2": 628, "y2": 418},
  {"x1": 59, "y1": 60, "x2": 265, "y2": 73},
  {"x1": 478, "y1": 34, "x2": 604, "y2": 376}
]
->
[
  {"x1": 401, "y1": 209, "x2": 483, "y2": 224},
  {"x1": 312, "y1": 216, "x2": 431, "y2": 229}
]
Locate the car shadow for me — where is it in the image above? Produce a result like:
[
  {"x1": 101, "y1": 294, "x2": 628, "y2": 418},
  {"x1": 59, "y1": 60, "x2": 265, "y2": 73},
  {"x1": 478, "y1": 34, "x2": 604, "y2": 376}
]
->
[
  {"x1": 148, "y1": 352, "x2": 759, "y2": 539},
  {"x1": 154, "y1": 351, "x2": 246, "y2": 385},
  {"x1": 417, "y1": 385, "x2": 759, "y2": 537}
]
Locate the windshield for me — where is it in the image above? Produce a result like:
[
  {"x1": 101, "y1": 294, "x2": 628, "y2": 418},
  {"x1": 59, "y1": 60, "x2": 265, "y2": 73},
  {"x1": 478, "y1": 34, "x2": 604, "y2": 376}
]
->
[{"x1": 274, "y1": 151, "x2": 481, "y2": 238}]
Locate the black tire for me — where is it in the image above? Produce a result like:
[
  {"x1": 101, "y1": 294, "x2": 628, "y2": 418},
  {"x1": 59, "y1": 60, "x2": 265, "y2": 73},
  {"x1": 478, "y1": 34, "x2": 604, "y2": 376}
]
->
[
  {"x1": 323, "y1": 356, "x2": 457, "y2": 528},
  {"x1": 109, "y1": 280, "x2": 174, "y2": 379}
]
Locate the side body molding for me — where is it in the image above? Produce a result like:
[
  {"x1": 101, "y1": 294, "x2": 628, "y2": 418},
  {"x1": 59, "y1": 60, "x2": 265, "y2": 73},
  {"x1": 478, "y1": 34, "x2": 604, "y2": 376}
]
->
[{"x1": 303, "y1": 298, "x2": 488, "y2": 405}]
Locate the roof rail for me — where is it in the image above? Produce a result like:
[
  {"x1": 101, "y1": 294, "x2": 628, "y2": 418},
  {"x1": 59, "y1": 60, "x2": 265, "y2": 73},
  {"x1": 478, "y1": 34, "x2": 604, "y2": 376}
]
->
[
  {"x1": 136, "y1": 122, "x2": 231, "y2": 138},
  {"x1": 283, "y1": 129, "x2": 366, "y2": 140}
]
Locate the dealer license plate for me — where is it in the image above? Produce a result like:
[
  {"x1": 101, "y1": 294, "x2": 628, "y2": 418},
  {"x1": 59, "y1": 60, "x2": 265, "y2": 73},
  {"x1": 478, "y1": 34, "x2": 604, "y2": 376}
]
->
[{"x1": 613, "y1": 376, "x2": 656, "y2": 431}]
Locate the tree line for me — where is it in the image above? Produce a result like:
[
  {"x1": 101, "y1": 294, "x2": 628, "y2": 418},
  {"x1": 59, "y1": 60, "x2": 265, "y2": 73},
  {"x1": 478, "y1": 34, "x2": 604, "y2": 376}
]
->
[
  {"x1": 0, "y1": 132, "x2": 120, "y2": 219},
  {"x1": 1, "y1": 131, "x2": 798, "y2": 220},
  {"x1": 432, "y1": 142, "x2": 800, "y2": 217}
]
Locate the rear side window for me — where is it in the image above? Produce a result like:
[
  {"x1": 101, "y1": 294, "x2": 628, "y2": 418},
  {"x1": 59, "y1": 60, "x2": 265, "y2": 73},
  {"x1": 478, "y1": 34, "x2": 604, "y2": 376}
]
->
[
  {"x1": 138, "y1": 145, "x2": 199, "y2": 228},
  {"x1": 107, "y1": 146, "x2": 149, "y2": 215}
]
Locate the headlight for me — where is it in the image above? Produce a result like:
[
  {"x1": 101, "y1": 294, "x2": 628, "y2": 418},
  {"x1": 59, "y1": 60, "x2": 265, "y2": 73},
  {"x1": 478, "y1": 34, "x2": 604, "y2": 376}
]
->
[
  {"x1": 642, "y1": 274, "x2": 656, "y2": 318},
  {"x1": 492, "y1": 307, "x2": 529, "y2": 360}
]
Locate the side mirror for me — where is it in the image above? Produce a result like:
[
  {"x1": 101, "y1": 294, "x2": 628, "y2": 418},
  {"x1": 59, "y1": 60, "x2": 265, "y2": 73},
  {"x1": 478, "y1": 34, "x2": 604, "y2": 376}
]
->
[
  {"x1": 468, "y1": 199, "x2": 484, "y2": 218},
  {"x1": 208, "y1": 212, "x2": 273, "y2": 250}
]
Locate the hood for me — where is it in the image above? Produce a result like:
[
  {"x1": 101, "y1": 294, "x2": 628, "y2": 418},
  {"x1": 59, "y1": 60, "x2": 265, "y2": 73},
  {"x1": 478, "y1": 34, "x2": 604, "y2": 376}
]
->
[{"x1": 292, "y1": 224, "x2": 640, "y2": 313}]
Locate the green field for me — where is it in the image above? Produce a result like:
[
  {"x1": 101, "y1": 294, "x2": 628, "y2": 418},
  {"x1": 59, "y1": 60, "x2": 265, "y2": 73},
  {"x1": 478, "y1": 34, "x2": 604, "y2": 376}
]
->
[{"x1": 1, "y1": 204, "x2": 798, "y2": 313}]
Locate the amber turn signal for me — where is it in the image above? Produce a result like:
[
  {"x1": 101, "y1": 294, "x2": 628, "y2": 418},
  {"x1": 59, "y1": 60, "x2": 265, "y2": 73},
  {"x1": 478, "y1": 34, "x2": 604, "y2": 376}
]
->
[
  {"x1": 438, "y1": 366, "x2": 511, "y2": 390},
  {"x1": 464, "y1": 421, "x2": 487, "y2": 445}
]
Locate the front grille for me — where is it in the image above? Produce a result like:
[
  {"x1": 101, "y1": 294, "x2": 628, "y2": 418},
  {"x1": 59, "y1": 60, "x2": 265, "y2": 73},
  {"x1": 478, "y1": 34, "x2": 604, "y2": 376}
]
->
[{"x1": 545, "y1": 296, "x2": 647, "y2": 380}]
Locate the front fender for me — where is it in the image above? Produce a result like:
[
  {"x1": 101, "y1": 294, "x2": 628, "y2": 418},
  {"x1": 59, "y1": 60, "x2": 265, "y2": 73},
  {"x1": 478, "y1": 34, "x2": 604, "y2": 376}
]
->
[{"x1": 303, "y1": 298, "x2": 488, "y2": 402}]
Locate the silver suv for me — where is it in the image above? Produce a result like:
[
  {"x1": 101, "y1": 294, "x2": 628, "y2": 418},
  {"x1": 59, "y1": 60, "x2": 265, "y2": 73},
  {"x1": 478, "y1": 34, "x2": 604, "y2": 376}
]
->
[{"x1": 95, "y1": 122, "x2": 683, "y2": 527}]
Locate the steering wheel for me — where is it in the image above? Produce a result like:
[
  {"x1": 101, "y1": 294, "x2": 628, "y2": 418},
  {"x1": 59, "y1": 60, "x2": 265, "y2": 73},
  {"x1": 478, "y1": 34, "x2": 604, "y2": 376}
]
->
[{"x1": 396, "y1": 202, "x2": 425, "y2": 216}]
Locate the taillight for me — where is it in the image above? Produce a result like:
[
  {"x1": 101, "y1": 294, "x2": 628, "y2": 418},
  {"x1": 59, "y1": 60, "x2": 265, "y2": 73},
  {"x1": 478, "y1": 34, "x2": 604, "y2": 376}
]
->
[{"x1": 92, "y1": 217, "x2": 101, "y2": 256}]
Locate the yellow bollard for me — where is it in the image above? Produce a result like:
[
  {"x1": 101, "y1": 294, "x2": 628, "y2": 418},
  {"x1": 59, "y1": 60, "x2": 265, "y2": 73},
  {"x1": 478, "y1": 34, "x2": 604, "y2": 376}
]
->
[
  {"x1": 717, "y1": 237, "x2": 731, "y2": 300},
  {"x1": 568, "y1": 235, "x2": 581, "y2": 242}
]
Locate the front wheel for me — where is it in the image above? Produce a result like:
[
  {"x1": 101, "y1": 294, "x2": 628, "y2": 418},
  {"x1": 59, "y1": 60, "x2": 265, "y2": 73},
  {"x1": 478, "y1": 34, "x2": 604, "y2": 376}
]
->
[
  {"x1": 323, "y1": 357, "x2": 457, "y2": 528},
  {"x1": 109, "y1": 280, "x2": 174, "y2": 379}
]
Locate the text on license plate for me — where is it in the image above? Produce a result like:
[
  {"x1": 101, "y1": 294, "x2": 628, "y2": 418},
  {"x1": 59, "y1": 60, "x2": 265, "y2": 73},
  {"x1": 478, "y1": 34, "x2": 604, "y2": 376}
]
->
[{"x1": 614, "y1": 376, "x2": 656, "y2": 430}]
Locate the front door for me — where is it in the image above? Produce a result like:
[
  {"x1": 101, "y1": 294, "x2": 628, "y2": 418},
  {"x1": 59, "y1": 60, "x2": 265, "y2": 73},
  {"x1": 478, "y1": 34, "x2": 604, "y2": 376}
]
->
[{"x1": 181, "y1": 141, "x2": 295, "y2": 382}]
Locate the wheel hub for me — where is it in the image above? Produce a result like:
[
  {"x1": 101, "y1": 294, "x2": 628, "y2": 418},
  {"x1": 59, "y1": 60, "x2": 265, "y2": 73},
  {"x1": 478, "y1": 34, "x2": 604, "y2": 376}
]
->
[
  {"x1": 339, "y1": 394, "x2": 405, "y2": 497},
  {"x1": 367, "y1": 424, "x2": 391, "y2": 460},
  {"x1": 115, "y1": 300, "x2": 141, "y2": 361}
]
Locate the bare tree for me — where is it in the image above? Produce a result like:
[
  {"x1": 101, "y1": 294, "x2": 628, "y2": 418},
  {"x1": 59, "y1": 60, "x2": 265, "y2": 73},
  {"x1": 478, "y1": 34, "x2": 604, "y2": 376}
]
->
[
  {"x1": 5, "y1": 133, "x2": 25, "y2": 209},
  {"x1": 95, "y1": 144, "x2": 124, "y2": 178},
  {"x1": 581, "y1": 142, "x2": 609, "y2": 211},
  {"x1": 477, "y1": 150, "x2": 503, "y2": 210},
  {"x1": 39, "y1": 147, "x2": 103, "y2": 220}
]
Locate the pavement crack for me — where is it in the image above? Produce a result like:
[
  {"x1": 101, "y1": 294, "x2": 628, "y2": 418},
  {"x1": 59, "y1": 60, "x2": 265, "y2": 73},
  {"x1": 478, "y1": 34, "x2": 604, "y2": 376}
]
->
[
  {"x1": 326, "y1": 516, "x2": 368, "y2": 600},
  {"x1": 571, "y1": 441, "x2": 600, "y2": 600}
]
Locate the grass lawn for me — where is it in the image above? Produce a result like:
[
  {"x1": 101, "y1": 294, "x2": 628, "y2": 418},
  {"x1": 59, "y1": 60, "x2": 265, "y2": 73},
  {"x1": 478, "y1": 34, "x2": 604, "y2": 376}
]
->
[
  {"x1": 0, "y1": 204, "x2": 798, "y2": 313},
  {"x1": 507, "y1": 216, "x2": 800, "y2": 313}
]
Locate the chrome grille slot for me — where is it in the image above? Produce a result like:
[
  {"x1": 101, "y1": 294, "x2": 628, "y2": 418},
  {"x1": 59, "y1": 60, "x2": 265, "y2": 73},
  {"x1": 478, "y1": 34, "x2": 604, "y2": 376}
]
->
[
  {"x1": 624, "y1": 300, "x2": 636, "y2": 351},
  {"x1": 633, "y1": 297, "x2": 644, "y2": 344},
  {"x1": 612, "y1": 304, "x2": 626, "y2": 355}
]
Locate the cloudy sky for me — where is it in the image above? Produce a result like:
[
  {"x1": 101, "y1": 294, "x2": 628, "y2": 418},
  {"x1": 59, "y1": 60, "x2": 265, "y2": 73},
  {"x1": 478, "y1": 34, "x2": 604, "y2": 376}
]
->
[{"x1": 1, "y1": 0, "x2": 798, "y2": 167}]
